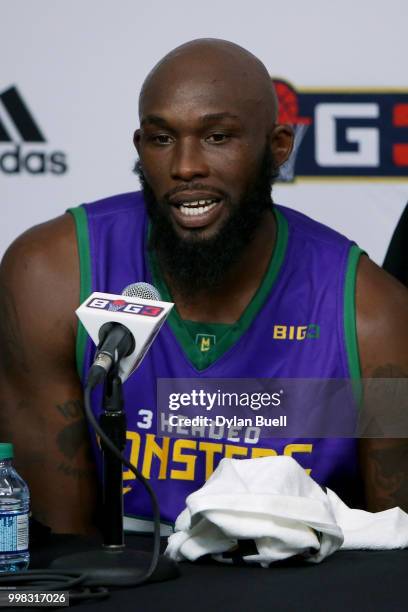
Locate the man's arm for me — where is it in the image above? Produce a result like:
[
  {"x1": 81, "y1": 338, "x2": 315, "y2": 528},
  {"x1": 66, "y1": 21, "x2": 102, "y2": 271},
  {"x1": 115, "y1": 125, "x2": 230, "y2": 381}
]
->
[
  {"x1": 0, "y1": 214, "x2": 97, "y2": 534},
  {"x1": 356, "y1": 255, "x2": 408, "y2": 512}
]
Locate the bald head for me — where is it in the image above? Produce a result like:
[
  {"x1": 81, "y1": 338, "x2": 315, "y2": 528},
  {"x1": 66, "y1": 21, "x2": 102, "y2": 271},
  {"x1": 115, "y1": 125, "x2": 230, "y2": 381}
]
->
[{"x1": 139, "y1": 38, "x2": 278, "y2": 126}]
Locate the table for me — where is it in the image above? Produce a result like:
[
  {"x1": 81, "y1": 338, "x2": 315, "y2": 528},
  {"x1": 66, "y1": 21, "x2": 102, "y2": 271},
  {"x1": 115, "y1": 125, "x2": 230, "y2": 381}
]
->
[{"x1": 27, "y1": 534, "x2": 407, "y2": 611}]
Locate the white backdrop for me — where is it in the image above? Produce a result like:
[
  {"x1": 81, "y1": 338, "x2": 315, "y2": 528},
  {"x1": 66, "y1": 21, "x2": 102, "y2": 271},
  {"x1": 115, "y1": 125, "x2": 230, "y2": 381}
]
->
[{"x1": 1, "y1": 0, "x2": 407, "y2": 263}]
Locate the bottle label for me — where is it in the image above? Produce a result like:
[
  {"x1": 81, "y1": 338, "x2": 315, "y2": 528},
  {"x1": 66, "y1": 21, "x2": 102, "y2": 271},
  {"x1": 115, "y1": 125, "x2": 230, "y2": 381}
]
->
[{"x1": 0, "y1": 512, "x2": 29, "y2": 553}]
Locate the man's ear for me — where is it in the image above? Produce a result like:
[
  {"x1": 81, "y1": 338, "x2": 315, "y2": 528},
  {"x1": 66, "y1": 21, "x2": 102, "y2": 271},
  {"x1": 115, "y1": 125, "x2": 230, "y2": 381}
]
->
[
  {"x1": 133, "y1": 129, "x2": 141, "y2": 154},
  {"x1": 270, "y1": 124, "x2": 294, "y2": 167}
]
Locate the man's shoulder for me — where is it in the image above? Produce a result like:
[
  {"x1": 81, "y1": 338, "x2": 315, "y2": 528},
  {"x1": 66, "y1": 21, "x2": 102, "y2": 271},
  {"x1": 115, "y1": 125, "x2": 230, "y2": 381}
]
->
[
  {"x1": 73, "y1": 190, "x2": 145, "y2": 218},
  {"x1": 1, "y1": 213, "x2": 77, "y2": 277},
  {"x1": 0, "y1": 212, "x2": 78, "y2": 293},
  {"x1": 0, "y1": 212, "x2": 80, "y2": 354}
]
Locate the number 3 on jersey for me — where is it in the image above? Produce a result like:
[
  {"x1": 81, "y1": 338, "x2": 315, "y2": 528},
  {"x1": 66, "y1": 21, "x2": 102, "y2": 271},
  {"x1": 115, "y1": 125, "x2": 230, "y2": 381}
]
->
[{"x1": 136, "y1": 409, "x2": 153, "y2": 429}]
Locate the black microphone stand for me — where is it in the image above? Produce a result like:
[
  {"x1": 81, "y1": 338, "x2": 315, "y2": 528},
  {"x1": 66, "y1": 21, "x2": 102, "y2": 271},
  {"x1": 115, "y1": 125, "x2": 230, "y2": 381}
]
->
[
  {"x1": 100, "y1": 369, "x2": 127, "y2": 548},
  {"x1": 51, "y1": 365, "x2": 179, "y2": 586}
]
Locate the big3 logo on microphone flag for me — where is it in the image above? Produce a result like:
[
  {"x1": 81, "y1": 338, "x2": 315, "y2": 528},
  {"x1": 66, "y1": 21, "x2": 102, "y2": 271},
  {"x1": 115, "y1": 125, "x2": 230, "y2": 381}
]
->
[{"x1": 76, "y1": 292, "x2": 173, "y2": 382}]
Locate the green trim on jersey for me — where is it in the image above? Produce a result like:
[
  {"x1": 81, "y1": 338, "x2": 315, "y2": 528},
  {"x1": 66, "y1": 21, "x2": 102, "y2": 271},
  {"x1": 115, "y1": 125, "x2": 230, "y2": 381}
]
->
[
  {"x1": 149, "y1": 208, "x2": 289, "y2": 371},
  {"x1": 67, "y1": 205, "x2": 92, "y2": 379},
  {"x1": 344, "y1": 245, "x2": 364, "y2": 403}
]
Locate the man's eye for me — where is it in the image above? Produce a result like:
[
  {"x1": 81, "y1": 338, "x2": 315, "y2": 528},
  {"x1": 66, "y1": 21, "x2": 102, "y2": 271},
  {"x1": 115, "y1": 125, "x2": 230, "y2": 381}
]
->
[
  {"x1": 206, "y1": 133, "x2": 229, "y2": 143},
  {"x1": 151, "y1": 134, "x2": 173, "y2": 145}
]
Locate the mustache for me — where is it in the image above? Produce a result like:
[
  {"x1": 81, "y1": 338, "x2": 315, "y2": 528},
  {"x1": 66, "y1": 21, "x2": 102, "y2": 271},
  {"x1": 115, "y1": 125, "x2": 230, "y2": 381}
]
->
[
  {"x1": 133, "y1": 162, "x2": 228, "y2": 202},
  {"x1": 163, "y1": 183, "x2": 228, "y2": 202}
]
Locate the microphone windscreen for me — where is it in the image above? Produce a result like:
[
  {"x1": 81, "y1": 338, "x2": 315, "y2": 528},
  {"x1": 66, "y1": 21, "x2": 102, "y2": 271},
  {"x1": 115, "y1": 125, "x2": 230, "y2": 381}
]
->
[{"x1": 121, "y1": 282, "x2": 161, "y2": 301}]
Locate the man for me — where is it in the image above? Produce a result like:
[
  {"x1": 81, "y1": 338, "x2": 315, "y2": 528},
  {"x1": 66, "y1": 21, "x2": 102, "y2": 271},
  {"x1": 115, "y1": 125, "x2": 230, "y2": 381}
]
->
[{"x1": 0, "y1": 39, "x2": 407, "y2": 535}]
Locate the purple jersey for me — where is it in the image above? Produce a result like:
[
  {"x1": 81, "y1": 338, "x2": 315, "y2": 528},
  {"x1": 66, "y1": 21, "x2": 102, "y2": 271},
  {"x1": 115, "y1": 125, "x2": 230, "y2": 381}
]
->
[{"x1": 69, "y1": 191, "x2": 363, "y2": 530}]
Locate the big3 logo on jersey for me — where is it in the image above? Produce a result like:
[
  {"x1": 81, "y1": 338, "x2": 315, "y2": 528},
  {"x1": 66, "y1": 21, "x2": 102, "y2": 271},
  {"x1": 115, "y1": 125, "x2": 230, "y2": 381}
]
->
[{"x1": 273, "y1": 79, "x2": 408, "y2": 181}]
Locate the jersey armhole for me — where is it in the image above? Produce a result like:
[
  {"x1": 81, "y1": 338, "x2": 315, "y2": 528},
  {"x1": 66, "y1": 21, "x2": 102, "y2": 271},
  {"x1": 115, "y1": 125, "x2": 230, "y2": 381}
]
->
[
  {"x1": 67, "y1": 206, "x2": 92, "y2": 380},
  {"x1": 344, "y1": 244, "x2": 365, "y2": 405}
]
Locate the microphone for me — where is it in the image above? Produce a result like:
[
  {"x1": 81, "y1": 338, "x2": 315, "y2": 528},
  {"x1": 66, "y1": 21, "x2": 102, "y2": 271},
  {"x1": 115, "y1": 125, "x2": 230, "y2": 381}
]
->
[
  {"x1": 51, "y1": 282, "x2": 179, "y2": 585},
  {"x1": 88, "y1": 282, "x2": 160, "y2": 385},
  {"x1": 75, "y1": 282, "x2": 173, "y2": 387}
]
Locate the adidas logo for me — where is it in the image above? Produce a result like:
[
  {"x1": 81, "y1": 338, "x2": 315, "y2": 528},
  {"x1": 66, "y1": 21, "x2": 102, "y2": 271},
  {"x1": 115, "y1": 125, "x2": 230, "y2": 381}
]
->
[{"x1": 0, "y1": 86, "x2": 68, "y2": 175}]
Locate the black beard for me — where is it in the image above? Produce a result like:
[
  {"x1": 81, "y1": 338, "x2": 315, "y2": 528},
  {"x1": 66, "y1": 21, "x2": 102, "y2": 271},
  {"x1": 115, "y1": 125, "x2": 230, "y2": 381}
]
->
[{"x1": 134, "y1": 149, "x2": 279, "y2": 298}]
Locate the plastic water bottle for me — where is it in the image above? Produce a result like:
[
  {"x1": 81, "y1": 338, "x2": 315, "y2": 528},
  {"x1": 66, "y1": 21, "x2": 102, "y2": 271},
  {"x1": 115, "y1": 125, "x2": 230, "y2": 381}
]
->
[{"x1": 0, "y1": 443, "x2": 29, "y2": 571}]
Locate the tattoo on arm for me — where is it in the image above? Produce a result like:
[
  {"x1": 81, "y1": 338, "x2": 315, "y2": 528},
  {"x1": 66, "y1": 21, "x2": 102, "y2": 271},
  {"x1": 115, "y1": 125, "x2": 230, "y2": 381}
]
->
[
  {"x1": 56, "y1": 419, "x2": 90, "y2": 460},
  {"x1": 0, "y1": 279, "x2": 29, "y2": 372},
  {"x1": 359, "y1": 369, "x2": 408, "y2": 437},
  {"x1": 57, "y1": 462, "x2": 95, "y2": 480},
  {"x1": 365, "y1": 443, "x2": 408, "y2": 511},
  {"x1": 361, "y1": 364, "x2": 408, "y2": 511},
  {"x1": 56, "y1": 400, "x2": 83, "y2": 421},
  {"x1": 55, "y1": 400, "x2": 94, "y2": 465}
]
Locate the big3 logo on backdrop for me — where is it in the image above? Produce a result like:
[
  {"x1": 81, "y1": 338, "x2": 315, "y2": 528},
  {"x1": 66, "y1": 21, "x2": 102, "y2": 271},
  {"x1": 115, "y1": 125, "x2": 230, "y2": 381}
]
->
[
  {"x1": 273, "y1": 79, "x2": 408, "y2": 182},
  {"x1": 0, "y1": 85, "x2": 68, "y2": 175}
]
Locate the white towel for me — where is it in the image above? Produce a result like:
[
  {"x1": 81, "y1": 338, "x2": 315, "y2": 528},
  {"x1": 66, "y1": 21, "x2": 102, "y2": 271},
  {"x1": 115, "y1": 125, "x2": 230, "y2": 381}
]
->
[
  {"x1": 327, "y1": 488, "x2": 408, "y2": 550},
  {"x1": 165, "y1": 456, "x2": 408, "y2": 566}
]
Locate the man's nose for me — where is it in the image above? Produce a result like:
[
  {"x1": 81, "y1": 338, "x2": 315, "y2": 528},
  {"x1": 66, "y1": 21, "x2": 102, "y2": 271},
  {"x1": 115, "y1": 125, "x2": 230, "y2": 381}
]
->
[{"x1": 170, "y1": 138, "x2": 209, "y2": 181}]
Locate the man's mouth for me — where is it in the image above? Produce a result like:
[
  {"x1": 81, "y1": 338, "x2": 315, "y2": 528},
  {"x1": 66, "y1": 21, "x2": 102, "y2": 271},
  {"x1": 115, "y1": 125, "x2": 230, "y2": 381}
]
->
[
  {"x1": 178, "y1": 198, "x2": 220, "y2": 216},
  {"x1": 169, "y1": 195, "x2": 224, "y2": 227}
]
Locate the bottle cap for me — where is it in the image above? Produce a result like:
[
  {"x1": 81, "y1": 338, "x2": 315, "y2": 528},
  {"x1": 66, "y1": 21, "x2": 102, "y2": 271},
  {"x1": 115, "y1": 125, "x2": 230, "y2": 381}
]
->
[{"x1": 0, "y1": 443, "x2": 14, "y2": 460}]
